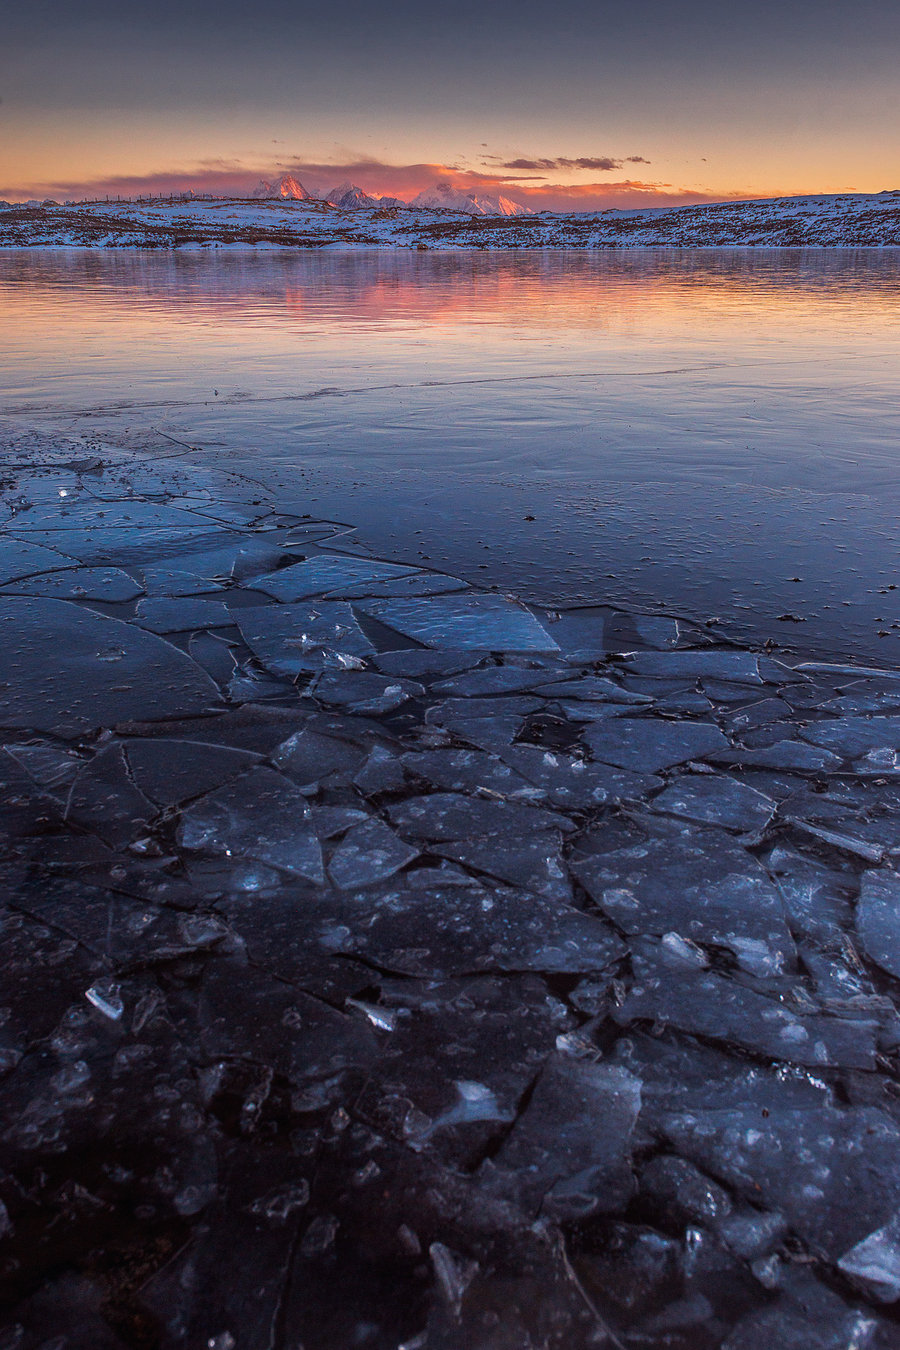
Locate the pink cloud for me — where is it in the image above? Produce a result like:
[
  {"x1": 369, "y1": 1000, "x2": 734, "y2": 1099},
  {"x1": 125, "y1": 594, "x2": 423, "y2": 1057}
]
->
[{"x1": 2, "y1": 157, "x2": 750, "y2": 213}]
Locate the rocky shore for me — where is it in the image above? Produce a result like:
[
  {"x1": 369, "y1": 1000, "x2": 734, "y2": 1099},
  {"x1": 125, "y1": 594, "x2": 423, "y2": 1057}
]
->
[{"x1": 2, "y1": 422, "x2": 900, "y2": 1348}]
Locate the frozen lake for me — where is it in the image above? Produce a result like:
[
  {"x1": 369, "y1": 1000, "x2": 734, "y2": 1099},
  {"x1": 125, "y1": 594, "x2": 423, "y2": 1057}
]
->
[{"x1": 1, "y1": 247, "x2": 898, "y2": 661}]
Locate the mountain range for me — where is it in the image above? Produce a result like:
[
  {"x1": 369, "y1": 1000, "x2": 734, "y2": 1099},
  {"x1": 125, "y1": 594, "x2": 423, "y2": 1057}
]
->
[{"x1": 251, "y1": 174, "x2": 532, "y2": 216}]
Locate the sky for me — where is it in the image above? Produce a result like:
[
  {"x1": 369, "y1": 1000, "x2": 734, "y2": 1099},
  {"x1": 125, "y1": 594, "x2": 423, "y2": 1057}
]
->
[{"x1": 2, "y1": 0, "x2": 899, "y2": 209}]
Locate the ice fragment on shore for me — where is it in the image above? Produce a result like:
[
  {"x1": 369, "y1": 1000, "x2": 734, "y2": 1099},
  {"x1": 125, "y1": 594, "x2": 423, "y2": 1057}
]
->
[
  {"x1": 498, "y1": 743, "x2": 662, "y2": 808},
  {"x1": 478, "y1": 1054, "x2": 641, "y2": 1219},
  {"x1": 133, "y1": 596, "x2": 234, "y2": 632},
  {"x1": 581, "y1": 718, "x2": 728, "y2": 772},
  {"x1": 177, "y1": 766, "x2": 324, "y2": 881},
  {"x1": 800, "y1": 716, "x2": 900, "y2": 759},
  {"x1": 619, "y1": 651, "x2": 768, "y2": 684},
  {"x1": 856, "y1": 871, "x2": 900, "y2": 979},
  {"x1": 652, "y1": 772, "x2": 776, "y2": 833},
  {"x1": 838, "y1": 1214, "x2": 900, "y2": 1303},
  {"x1": 0, "y1": 537, "x2": 76, "y2": 585},
  {"x1": 85, "y1": 978, "x2": 124, "y2": 1021},
  {"x1": 617, "y1": 949, "x2": 876, "y2": 1068},
  {"x1": 712, "y1": 740, "x2": 842, "y2": 772},
  {"x1": 389, "y1": 792, "x2": 573, "y2": 841},
  {"x1": 124, "y1": 737, "x2": 261, "y2": 807},
  {"x1": 401, "y1": 747, "x2": 535, "y2": 798},
  {"x1": 332, "y1": 875, "x2": 626, "y2": 976},
  {"x1": 271, "y1": 727, "x2": 365, "y2": 788},
  {"x1": 662, "y1": 1106, "x2": 900, "y2": 1262},
  {"x1": 356, "y1": 593, "x2": 559, "y2": 651},
  {"x1": 310, "y1": 669, "x2": 423, "y2": 714},
  {"x1": 251, "y1": 553, "x2": 421, "y2": 601},
  {"x1": 328, "y1": 818, "x2": 418, "y2": 888},
  {"x1": 234, "y1": 601, "x2": 375, "y2": 676},
  {"x1": 431, "y1": 666, "x2": 552, "y2": 697},
  {"x1": 572, "y1": 824, "x2": 794, "y2": 968},
  {"x1": 533, "y1": 674, "x2": 652, "y2": 703},
  {"x1": 790, "y1": 819, "x2": 885, "y2": 863},
  {"x1": 64, "y1": 743, "x2": 155, "y2": 845}
]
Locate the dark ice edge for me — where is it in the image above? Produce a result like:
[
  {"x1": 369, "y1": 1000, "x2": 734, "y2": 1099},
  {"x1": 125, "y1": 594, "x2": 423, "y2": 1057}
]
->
[{"x1": 2, "y1": 422, "x2": 900, "y2": 1349}]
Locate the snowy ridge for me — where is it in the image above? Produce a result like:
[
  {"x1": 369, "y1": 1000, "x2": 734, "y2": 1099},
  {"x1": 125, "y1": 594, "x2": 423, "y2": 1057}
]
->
[
  {"x1": 1, "y1": 189, "x2": 898, "y2": 248},
  {"x1": 408, "y1": 180, "x2": 533, "y2": 217},
  {"x1": 251, "y1": 175, "x2": 312, "y2": 201}
]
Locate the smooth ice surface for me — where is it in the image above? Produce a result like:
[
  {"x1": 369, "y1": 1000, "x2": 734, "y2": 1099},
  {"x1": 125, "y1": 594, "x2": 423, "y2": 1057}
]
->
[
  {"x1": 0, "y1": 596, "x2": 220, "y2": 734},
  {"x1": 357, "y1": 593, "x2": 559, "y2": 651}
]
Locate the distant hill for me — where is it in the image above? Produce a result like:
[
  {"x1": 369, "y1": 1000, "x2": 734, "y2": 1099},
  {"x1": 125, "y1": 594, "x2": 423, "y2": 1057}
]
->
[{"x1": 2, "y1": 190, "x2": 898, "y2": 248}]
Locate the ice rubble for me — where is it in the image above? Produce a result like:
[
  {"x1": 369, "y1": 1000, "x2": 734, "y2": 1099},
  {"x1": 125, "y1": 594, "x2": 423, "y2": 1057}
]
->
[{"x1": 2, "y1": 424, "x2": 900, "y2": 1348}]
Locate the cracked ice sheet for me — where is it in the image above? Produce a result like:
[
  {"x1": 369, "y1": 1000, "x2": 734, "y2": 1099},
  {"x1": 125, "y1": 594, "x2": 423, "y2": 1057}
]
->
[
  {"x1": 234, "y1": 601, "x2": 375, "y2": 677},
  {"x1": 0, "y1": 565, "x2": 143, "y2": 601},
  {"x1": 581, "y1": 716, "x2": 729, "y2": 772},
  {"x1": 0, "y1": 536, "x2": 78, "y2": 584},
  {"x1": 177, "y1": 765, "x2": 324, "y2": 882},
  {"x1": 571, "y1": 819, "x2": 795, "y2": 971},
  {"x1": 616, "y1": 947, "x2": 879, "y2": 1069},
  {"x1": 0, "y1": 596, "x2": 220, "y2": 735},
  {"x1": 319, "y1": 872, "x2": 626, "y2": 977},
  {"x1": 5, "y1": 498, "x2": 235, "y2": 562},
  {"x1": 388, "y1": 792, "x2": 575, "y2": 900},
  {"x1": 498, "y1": 743, "x2": 662, "y2": 808},
  {"x1": 356, "y1": 593, "x2": 559, "y2": 651}
]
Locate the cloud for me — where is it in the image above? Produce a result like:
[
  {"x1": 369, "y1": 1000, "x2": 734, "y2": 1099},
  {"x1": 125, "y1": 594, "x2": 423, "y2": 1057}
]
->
[
  {"x1": 1, "y1": 154, "x2": 745, "y2": 215},
  {"x1": 492, "y1": 155, "x2": 651, "y2": 173}
]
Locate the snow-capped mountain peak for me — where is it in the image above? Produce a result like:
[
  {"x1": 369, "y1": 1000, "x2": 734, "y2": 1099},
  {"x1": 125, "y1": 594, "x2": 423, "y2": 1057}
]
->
[
  {"x1": 408, "y1": 180, "x2": 532, "y2": 217},
  {"x1": 250, "y1": 175, "x2": 312, "y2": 201},
  {"x1": 324, "y1": 182, "x2": 379, "y2": 209}
]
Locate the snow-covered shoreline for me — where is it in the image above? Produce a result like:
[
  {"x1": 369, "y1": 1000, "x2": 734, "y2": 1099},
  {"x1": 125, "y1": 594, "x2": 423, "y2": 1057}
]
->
[{"x1": 2, "y1": 189, "x2": 899, "y2": 249}]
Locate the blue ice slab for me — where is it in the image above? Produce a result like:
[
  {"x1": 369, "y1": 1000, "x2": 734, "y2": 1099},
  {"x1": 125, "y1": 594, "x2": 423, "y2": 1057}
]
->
[
  {"x1": 356, "y1": 593, "x2": 559, "y2": 652},
  {"x1": 234, "y1": 601, "x2": 375, "y2": 677},
  {"x1": 252, "y1": 554, "x2": 421, "y2": 602}
]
